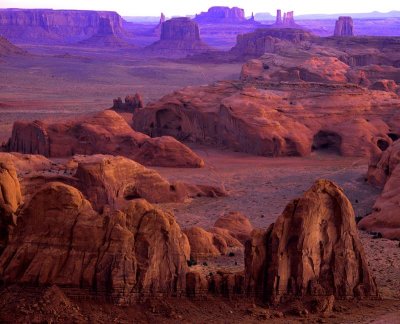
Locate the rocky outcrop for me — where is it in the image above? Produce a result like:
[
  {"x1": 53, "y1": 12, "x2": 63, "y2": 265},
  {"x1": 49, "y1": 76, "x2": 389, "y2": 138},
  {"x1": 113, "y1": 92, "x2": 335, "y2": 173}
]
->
[
  {"x1": 78, "y1": 18, "x2": 128, "y2": 47},
  {"x1": 133, "y1": 78, "x2": 400, "y2": 158},
  {"x1": 0, "y1": 161, "x2": 22, "y2": 254},
  {"x1": 0, "y1": 9, "x2": 125, "y2": 44},
  {"x1": 146, "y1": 18, "x2": 210, "y2": 57},
  {"x1": 112, "y1": 93, "x2": 144, "y2": 112},
  {"x1": 0, "y1": 36, "x2": 25, "y2": 56},
  {"x1": 0, "y1": 182, "x2": 190, "y2": 301},
  {"x1": 245, "y1": 180, "x2": 378, "y2": 301},
  {"x1": 230, "y1": 28, "x2": 315, "y2": 59},
  {"x1": 7, "y1": 110, "x2": 204, "y2": 168},
  {"x1": 359, "y1": 140, "x2": 400, "y2": 239},
  {"x1": 194, "y1": 7, "x2": 246, "y2": 23},
  {"x1": 334, "y1": 17, "x2": 354, "y2": 37},
  {"x1": 213, "y1": 211, "x2": 253, "y2": 243},
  {"x1": 72, "y1": 155, "x2": 216, "y2": 211},
  {"x1": 185, "y1": 212, "x2": 252, "y2": 259},
  {"x1": 273, "y1": 10, "x2": 296, "y2": 27}
]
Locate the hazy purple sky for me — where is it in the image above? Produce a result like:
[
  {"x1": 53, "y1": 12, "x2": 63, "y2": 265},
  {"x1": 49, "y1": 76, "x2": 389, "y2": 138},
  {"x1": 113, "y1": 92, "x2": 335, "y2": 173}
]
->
[{"x1": 0, "y1": 0, "x2": 399, "y2": 16}]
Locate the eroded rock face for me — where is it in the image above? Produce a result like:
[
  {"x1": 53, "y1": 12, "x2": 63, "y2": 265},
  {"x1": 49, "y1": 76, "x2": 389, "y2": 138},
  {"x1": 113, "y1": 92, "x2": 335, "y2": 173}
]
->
[
  {"x1": 0, "y1": 9, "x2": 125, "y2": 44},
  {"x1": 73, "y1": 155, "x2": 208, "y2": 211},
  {"x1": 334, "y1": 17, "x2": 354, "y2": 37},
  {"x1": 0, "y1": 161, "x2": 22, "y2": 254},
  {"x1": 245, "y1": 180, "x2": 378, "y2": 301},
  {"x1": 231, "y1": 28, "x2": 314, "y2": 59},
  {"x1": 194, "y1": 7, "x2": 246, "y2": 23},
  {"x1": 7, "y1": 110, "x2": 204, "y2": 168},
  {"x1": 133, "y1": 80, "x2": 400, "y2": 158},
  {"x1": 146, "y1": 18, "x2": 210, "y2": 57},
  {"x1": 0, "y1": 182, "x2": 190, "y2": 301},
  {"x1": 78, "y1": 17, "x2": 128, "y2": 47},
  {"x1": 359, "y1": 140, "x2": 400, "y2": 239},
  {"x1": 213, "y1": 211, "x2": 253, "y2": 243}
]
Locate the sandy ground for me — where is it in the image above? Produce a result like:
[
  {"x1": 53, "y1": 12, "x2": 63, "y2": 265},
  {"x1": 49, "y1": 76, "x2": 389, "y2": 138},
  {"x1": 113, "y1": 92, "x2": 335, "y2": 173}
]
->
[{"x1": 154, "y1": 146, "x2": 380, "y2": 229}]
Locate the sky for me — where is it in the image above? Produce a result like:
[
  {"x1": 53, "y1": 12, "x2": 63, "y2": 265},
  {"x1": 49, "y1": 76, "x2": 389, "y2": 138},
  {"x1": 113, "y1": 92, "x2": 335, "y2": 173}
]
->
[{"x1": 0, "y1": 0, "x2": 399, "y2": 17}]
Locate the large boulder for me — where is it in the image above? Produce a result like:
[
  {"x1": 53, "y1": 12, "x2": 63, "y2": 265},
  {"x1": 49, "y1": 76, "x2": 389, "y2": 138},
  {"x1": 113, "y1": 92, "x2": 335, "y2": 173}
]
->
[
  {"x1": 359, "y1": 140, "x2": 400, "y2": 239},
  {"x1": 7, "y1": 110, "x2": 204, "y2": 168},
  {"x1": 0, "y1": 182, "x2": 190, "y2": 302},
  {"x1": 245, "y1": 180, "x2": 378, "y2": 301}
]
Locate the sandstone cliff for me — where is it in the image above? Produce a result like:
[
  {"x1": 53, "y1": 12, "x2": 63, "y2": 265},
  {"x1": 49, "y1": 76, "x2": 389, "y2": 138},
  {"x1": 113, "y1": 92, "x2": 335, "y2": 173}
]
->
[
  {"x1": 0, "y1": 9, "x2": 125, "y2": 44},
  {"x1": 78, "y1": 17, "x2": 128, "y2": 47}
]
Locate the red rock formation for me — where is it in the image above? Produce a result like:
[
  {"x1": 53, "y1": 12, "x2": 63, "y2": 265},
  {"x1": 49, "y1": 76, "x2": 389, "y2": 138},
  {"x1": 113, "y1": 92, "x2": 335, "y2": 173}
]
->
[
  {"x1": 245, "y1": 180, "x2": 378, "y2": 301},
  {"x1": 0, "y1": 161, "x2": 22, "y2": 254},
  {"x1": 334, "y1": 17, "x2": 354, "y2": 37},
  {"x1": 112, "y1": 93, "x2": 144, "y2": 112},
  {"x1": 213, "y1": 211, "x2": 253, "y2": 243},
  {"x1": 359, "y1": 140, "x2": 400, "y2": 239},
  {"x1": 231, "y1": 28, "x2": 314, "y2": 58},
  {"x1": 146, "y1": 18, "x2": 209, "y2": 57},
  {"x1": 153, "y1": 12, "x2": 166, "y2": 36},
  {"x1": 0, "y1": 182, "x2": 190, "y2": 301},
  {"x1": 78, "y1": 18, "x2": 128, "y2": 47},
  {"x1": 275, "y1": 10, "x2": 282, "y2": 25},
  {"x1": 184, "y1": 227, "x2": 226, "y2": 259},
  {"x1": 72, "y1": 155, "x2": 216, "y2": 211},
  {"x1": 133, "y1": 79, "x2": 400, "y2": 158},
  {"x1": 0, "y1": 9, "x2": 125, "y2": 44},
  {"x1": 195, "y1": 7, "x2": 246, "y2": 23},
  {"x1": 7, "y1": 110, "x2": 204, "y2": 168}
]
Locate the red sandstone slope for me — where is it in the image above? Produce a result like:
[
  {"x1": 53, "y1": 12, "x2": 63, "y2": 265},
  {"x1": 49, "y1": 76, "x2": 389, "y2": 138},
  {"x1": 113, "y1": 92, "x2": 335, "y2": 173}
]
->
[{"x1": 7, "y1": 110, "x2": 204, "y2": 168}]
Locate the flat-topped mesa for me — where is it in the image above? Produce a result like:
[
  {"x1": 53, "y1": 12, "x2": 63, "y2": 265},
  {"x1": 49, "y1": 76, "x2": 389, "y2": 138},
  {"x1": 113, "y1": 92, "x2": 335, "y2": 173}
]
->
[
  {"x1": 161, "y1": 17, "x2": 200, "y2": 41},
  {"x1": 245, "y1": 180, "x2": 378, "y2": 303},
  {"x1": 334, "y1": 16, "x2": 354, "y2": 36},
  {"x1": 0, "y1": 9, "x2": 125, "y2": 44},
  {"x1": 146, "y1": 17, "x2": 210, "y2": 57},
  {"x1": 194, "y1": 6, "x2": 246, "y2": 23}
]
